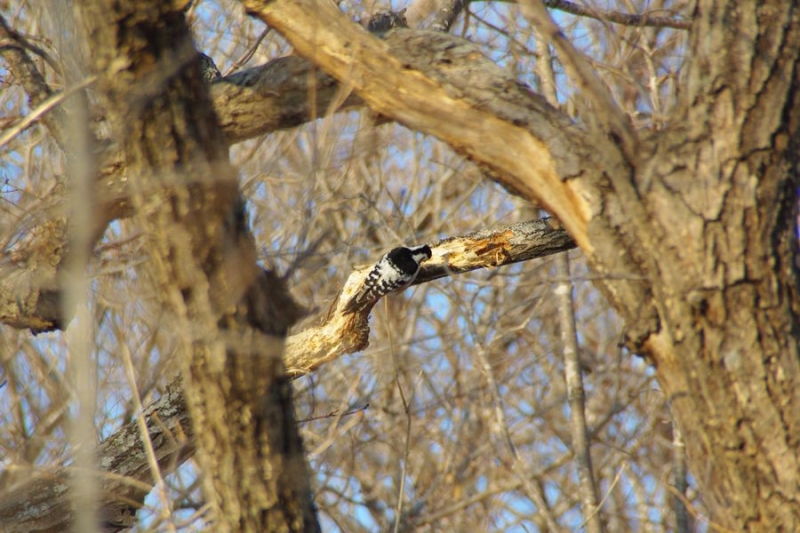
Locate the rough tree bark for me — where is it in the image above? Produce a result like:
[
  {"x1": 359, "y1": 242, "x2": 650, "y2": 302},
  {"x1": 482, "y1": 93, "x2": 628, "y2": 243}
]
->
[
  {"x1": 74, "y1": 1, "x2": 319, "y2": 531},
  {"x1": 0, "y1": 0, "x2": 797, "y2": 531},
  {"x1": 242, "y1": 1, "x2": 799, "y2": 531},
  {"x1": 631, "y1": 3, "x2": 800, "y2": 527},
  {"x1": 1, "y1": 4, "x2": 581, "y2": 529}
]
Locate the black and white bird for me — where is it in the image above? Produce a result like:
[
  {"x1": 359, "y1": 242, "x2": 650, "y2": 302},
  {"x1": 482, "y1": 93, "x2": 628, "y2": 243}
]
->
[{"x1": 344, "y1": 245, "x2": 433, "y2": 313}]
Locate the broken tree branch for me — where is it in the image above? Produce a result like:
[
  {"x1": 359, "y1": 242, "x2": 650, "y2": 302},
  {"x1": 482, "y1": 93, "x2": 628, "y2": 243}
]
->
[{"x1": 0, "y1": 217, "x2": 575, "y2": 532}]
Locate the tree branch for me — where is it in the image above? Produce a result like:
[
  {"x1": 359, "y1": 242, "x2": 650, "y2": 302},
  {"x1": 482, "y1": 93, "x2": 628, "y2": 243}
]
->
[
  {"x1": 0, "y1": 218, "x2": 575, "y2": 532},
  {"x1": 407, "y1": 0, "x2": 690, "y2": 32},
  {"x1": 542, "y1": 0, "x2": 689, "y2": 30},
  {"x1": 0, "y1": 379, "x2": 193, "y2": 532},
  {"x1": 242, "y1": 0, "x2": 594, "y2": 248},
  {"x1": 406, "y1": 0, "x2": 466, "y2": 31},
  {"x1": 1, "y1": 25, "x2": 592, "y2": 333},
  {"x1": 238, "y1": 0, "x2": 656, "y2": 351},
  {"x1": 286, "y1": 218, "x2": 575, "y2": 376},
  {"x1": 2, "y1": 2, "x2": 654, "y2": 372},
  {"x1": 3, "y1": 2, "x2": 653, "y2": 383},
  {"x1": 520, "y1": 0, "x2": 638, "y2": 162},
  {"x1": 0, "y1": 13, "x2": 69, "y2": 148}
]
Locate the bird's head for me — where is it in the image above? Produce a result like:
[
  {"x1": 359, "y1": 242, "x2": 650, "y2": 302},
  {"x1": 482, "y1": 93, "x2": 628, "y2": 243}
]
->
[{"x1": 387, "y1": 245, "x2": 432, "y2": 272}]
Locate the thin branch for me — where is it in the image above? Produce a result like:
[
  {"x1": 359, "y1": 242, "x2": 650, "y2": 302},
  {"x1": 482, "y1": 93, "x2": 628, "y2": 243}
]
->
[
  {"x1": 222, "y1": 26, "x2": 271, "y2": 77},
  {"x1": 538, "y1": 36, "x2": 604, "y2": 531},
  {"x1": 543, "y1": 0, "x2": 690, "y2": 30},
  {"x1": 120, "y1": 339, "x2": 178, "y2": 533},
  {"x1": 0, "y1": 13, "x2": 70, "y2": 148},
  {"x1": 408, "y1": 0, "x2": 690, "y2": 32},
  {"x1": 430, "y1": 0, "x2": 466, "y2": 32},
  {"x1": 0, "y1": 15, "x2": 61, "y2": 72},
  {"x1": 0, "y1": 76, "x2": 96, "y2": 149},
  {"x1": 664, "y1": 484, "x2": 739, "y2": 533},
  {"x1": 672, "y1": 417, "x2": 690, "y2": 533},
  {"x1": 296, "y1": 403, "x2": 369, "y2": 424},
  {"x1": 406, "y1": 0, "x2": 467, "y2": 31},
  {"x1": 0, "y1": 378, "x2": 193, "y2": 532},
  {"x1": 392, "y1": 372, "x2": 422, "y2": 533},
  {"x1": 554, "y1": 253, "x2": 605, "y2": 533},
  {"x1": 577, "y1": 463, "x2": 627, "y2": 531},
  {"x1": 471, "y1": 330, "x2": 563, "y2": 531},
  {"x1": 520, "y1": 0, "x2": 638, "y2": 161}
]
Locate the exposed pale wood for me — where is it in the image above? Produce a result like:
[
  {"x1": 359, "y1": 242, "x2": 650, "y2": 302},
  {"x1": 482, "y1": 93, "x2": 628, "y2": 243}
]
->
[
  {"x1": 0, "y1": 218, "x2": 575, "y2": 532},
  {"x1": 1, "y1": 28, "x2": 592, "y2": 334},
  {"x1": 286, "y1": 218, "x2": 575, "y2": 376},
  {"x1": 244, "y1": 0, "x2": 592, "y2": 250}
]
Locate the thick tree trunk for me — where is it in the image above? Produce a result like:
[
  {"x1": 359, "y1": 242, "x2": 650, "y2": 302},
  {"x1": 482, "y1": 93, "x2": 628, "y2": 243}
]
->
[
  {"x1": 644, "y1": 135, "x2": 800, "y2": 529},
  {"x1": 75, "y1": 1, "x2": 320, "y2": 531},
  {"x1": 245, "y1": 1, "x2": 800, "y2": 530},
  {"x1": 2, "y1": 0, "x2": 797, "y2": 530},
  {"x1": 629, "y1": 2, "x2": 800, "y2": 529}
]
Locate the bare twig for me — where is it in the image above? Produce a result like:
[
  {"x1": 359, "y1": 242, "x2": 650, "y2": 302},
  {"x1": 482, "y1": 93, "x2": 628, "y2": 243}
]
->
[
  {"x1": 223, "y1": 26, "x2": 271, "y2": 76},
  {"x1": 520, "y1": 0, "x2": 638, "y2": 161},
  {"x1": 120, "y1": 341, "x2": 177, "y2": 533},
  {"x1": 473, "y1": 338, "x2": 563, "y2": 531},
  {"x1": 409, "y1": 0, "x2": 690, "y2": 32},
  {"x1": 297, "y1": 403, "x2": 369, "y2": 423},
  {"x1": 539, "y1": 38, "x2": 604, "y2": 531},
  {"x1": 555, "y1": 253, "x2": 605, "y2": 533},
  {"x1": 0, "y1": 13, "x2": 70, "y2": 148},
  {"x1": 543, "y1": 0, "x2": 689, "y2": 30},
  {"x1": 665, "y1": 484, "x2": 739, "y2": 533},
  {"x1": 672, "y1": 418, "x2": 690, "y2": 533},
  {"x1": 0, "y1": 76, "x2": 96, "y2": 149},
  {"x1": 407, "y1": 0, "x2": 467, "y2": 31},
  {"x1": 392, "y1": 371, "x2": 422, "y2": 533},
  {"x1": 0, "y1": 14, "x2": 61, "y2": 72},
  {"x1": 577, "y1": 463, "x2": 627, "y2": 531}
]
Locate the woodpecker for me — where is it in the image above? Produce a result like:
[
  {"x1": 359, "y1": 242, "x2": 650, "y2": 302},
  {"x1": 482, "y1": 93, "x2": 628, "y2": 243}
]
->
[{"x1": 344, "y1": 245, "x2": 432, "y2": 313}]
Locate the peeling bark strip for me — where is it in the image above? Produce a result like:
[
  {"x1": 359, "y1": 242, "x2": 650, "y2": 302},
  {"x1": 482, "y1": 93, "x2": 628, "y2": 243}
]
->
[
  {"x1": 75, "y1": 1, "x2": 319, "y2": 531},
  {"x1": 0, "y1": 218, "x2": 575, "y2": 531}
]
